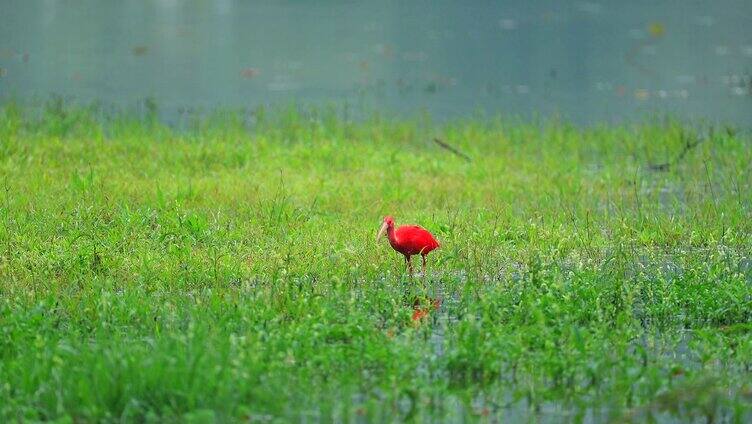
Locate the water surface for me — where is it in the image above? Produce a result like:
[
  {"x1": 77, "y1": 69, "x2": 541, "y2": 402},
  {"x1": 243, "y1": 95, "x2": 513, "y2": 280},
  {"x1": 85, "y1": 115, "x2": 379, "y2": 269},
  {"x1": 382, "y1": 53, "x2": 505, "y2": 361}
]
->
[{"x1": 1, "y1": 0, "x2": 751, "y2": 125}]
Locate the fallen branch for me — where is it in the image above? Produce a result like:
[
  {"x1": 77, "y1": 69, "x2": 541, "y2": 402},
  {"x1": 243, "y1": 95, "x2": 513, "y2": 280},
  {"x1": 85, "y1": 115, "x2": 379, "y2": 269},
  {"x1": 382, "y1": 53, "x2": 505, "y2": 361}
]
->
[
  {"x1": 433, "y1": 138, "x2": 471, "y2": 162},
  {"x1": 648, "y1": 130, "x2": 704, "y2": 172}
]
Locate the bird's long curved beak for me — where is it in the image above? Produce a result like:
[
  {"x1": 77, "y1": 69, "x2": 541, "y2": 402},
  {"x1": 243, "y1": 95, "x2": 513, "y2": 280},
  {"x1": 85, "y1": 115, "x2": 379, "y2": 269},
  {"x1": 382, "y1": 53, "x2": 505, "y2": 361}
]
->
[{"x1": 376, "y1": 222, "x2": 388, "y2": 242}]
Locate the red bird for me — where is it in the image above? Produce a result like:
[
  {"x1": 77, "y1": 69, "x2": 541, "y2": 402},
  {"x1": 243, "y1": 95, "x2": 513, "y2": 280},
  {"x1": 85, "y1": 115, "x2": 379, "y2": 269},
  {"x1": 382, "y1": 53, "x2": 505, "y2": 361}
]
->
[{"x1": 377, "y1": 216, "x2": 440, "y2": 276}]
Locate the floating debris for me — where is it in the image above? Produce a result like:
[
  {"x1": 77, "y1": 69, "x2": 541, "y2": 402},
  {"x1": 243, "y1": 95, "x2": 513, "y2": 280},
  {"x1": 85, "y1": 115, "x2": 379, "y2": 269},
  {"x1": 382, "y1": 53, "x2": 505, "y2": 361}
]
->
[
  {"x1": 131, "y1": 45, "x2": 148, "y2": 56},
  {"x1": 423, "y1": 74, "x2": 457, "y2": 93},
  {"x1": 647, "y1": 22, "x2": 666, "y2": 38},
  {"x1": 625, "y1": 24, "x2": 664, "y2": 77},
  {"x1": 634, "y1": 89, "x2": 650, "y2": 100},
  {"x1": 396, "y1": 78, "x2": 412, "y2": 94},
  {"x1": 373, "y1": 43, "x2": 394, "y2": 59},
  {"x1": 724, "y1": 73, "x2": 752, "y2": 96},
  {"x1": 427, "y1": 29, "x2": 455, "y2": 41},
  {"x1": 498, "y1": 19, "x2": 517, "y2": 30},
  {"x1": 539, "y1": 10, "x2": 565, "y2": 24},
  {"x1": 0, "y1": 48, "x2": 15, "y2": 60},
  {"x1": 0, "y1": 67, "x2": 7, "y2": 77},
  {"x1": 267, "y1": 75, "x2": 300, "y2": 92},
  {"x1": 240, "y1": 67, "x2": 260, "y2": 79}
]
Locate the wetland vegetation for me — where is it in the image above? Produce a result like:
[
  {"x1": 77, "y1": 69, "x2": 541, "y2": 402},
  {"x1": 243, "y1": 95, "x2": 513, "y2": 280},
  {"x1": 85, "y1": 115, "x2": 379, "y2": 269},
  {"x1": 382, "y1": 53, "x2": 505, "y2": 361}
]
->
[{"x1": 0, "y1": 102, "x2": 751, "y2": 422}]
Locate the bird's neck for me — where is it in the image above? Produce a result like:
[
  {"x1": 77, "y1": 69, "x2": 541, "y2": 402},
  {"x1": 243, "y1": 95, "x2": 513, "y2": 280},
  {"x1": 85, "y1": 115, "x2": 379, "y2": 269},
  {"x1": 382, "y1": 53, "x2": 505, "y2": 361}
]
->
[{"x1": 386, "y1": 225, "x2": 398, "y2": 244}]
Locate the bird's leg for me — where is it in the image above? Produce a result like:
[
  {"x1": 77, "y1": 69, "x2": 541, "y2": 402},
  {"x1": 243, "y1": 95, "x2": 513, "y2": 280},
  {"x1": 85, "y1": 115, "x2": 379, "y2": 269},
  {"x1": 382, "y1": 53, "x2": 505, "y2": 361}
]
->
[
  {"x1": 405, "y1": 255, "x2": 413, "y2": 277},
  {"x1": 421, "y1": 254, "x2": 427, "y2": 276}
]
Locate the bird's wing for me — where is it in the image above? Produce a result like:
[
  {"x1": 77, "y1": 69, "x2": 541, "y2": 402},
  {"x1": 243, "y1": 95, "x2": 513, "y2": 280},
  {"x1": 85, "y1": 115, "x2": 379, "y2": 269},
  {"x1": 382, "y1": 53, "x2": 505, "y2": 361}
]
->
[{"x1": 396, "y1": 225, "x2": 439, "y2": 252}]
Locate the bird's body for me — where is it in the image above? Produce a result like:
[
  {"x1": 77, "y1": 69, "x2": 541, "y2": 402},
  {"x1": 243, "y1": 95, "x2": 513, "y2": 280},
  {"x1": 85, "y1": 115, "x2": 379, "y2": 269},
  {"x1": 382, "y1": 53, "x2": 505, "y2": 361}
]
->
[
  {"x1": 377, "y1": 216, "x2": 440, "y2": 276},
  {"x1": 387, "y1": 225, "x2": 440, "y2": 256}
]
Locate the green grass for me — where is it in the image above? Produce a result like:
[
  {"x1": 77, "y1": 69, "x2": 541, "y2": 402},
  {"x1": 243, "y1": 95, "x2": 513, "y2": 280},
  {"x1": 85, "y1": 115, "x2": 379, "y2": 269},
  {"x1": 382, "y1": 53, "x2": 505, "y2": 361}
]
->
[{"x1": 0, "y1": 101, "x2": 751, "y2": 422}]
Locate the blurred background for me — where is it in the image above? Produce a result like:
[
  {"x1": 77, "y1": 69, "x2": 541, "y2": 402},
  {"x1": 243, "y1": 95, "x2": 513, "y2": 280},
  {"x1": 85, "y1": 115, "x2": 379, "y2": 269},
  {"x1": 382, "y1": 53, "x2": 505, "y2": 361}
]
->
[{"x1": 0, "y1": 0, "x2": 750, "y2": 125}]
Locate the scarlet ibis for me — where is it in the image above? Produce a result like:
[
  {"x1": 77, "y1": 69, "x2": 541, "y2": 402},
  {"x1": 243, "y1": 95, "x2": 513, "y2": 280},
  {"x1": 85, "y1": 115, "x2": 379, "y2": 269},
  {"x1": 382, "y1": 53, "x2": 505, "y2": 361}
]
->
[{"x1": 376, "y1": 216, "x2": 440, "y2": 276}]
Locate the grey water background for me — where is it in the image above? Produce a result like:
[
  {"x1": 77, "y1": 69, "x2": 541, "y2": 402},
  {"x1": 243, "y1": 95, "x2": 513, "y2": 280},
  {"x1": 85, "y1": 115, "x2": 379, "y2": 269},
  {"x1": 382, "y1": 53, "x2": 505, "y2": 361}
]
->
[{"x1": 0, "y1": 0, "x2": 751, "y2": 126}]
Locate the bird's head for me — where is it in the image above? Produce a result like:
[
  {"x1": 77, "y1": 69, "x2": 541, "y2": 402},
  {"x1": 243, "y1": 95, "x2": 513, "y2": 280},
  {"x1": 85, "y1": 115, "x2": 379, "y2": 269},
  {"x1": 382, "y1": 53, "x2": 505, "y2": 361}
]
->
[{"x1": 376, "y1": 216, "x2": 395, "y2": 241}]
